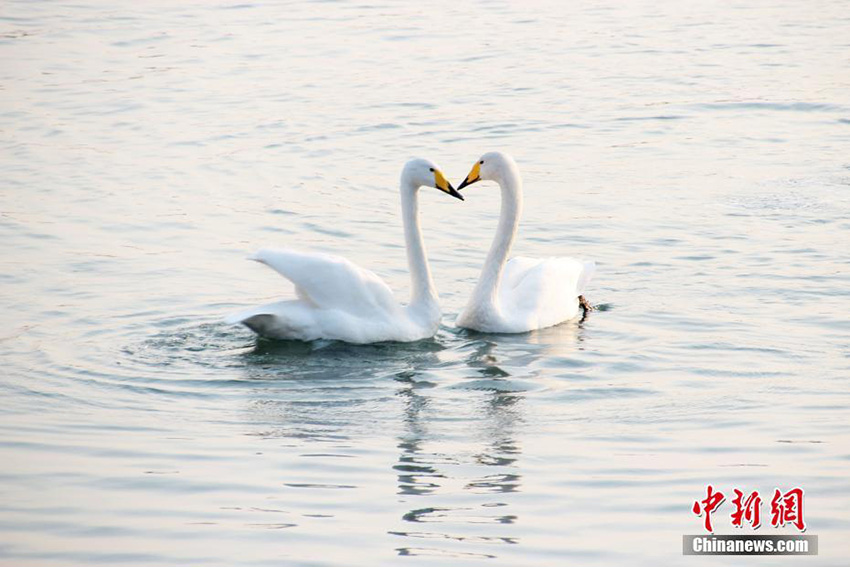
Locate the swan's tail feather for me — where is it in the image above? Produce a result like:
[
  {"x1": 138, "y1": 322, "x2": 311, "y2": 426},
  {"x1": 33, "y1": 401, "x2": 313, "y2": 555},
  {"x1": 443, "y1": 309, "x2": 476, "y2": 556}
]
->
[
  {"x1": 225, "y1": 300, "x2": 317, "y2": 341},
  {"x1": 247, "y1": 250, "x2": 266, "y2": 263},
  {"x1": 224, "y1": 311, "x2": 247, "y2": 326},
  {"x1": 226, "y1": 307, "x2": 293, "y2": 338},
  {"x1": 576, "y1": 260, "x2": 596, "y2": 295},
  {"x1": 239, "y1": 314, "x2": 277, "y2": 336},
  {"x1": 224, "y1": 305, "x2": 272, "y2": 326}
]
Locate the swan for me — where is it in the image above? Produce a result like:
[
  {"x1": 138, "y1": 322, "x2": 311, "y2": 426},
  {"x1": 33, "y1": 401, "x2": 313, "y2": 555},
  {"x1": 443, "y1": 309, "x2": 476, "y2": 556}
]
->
[
  {"x1": 226, "y1": 158, "x2": 464, "y2": 343},
  {"x1": 455, "y1": 151, "x2": 595, "y2": 333}
]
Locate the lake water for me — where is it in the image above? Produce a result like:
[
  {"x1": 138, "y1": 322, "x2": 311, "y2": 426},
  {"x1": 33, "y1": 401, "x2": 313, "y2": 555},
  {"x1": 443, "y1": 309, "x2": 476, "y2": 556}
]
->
[{"x1": 1, "y1": 1, "x2": 849, "y2": 565}]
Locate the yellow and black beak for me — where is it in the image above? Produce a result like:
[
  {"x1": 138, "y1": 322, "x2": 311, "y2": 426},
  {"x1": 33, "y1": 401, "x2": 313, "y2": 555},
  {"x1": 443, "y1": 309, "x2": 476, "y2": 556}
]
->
[
  {"x1": 434, "y1": 169, "x2": 464, "y2": 201},
  {"x1": 457, "y1": 161, "x2": 481, "y2": 191}
]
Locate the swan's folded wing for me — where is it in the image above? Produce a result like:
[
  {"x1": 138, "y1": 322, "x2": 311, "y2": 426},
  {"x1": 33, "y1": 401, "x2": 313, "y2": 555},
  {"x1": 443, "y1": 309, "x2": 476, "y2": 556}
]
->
[
  {"x1": 575, "y1": 260, "x2": 596, "y2": 296},
  {"x1": 502, "y1": 257, "x2": 543, "y2": 291},
  {"x1": 502, "y1": 256, "x2": 595, "y2": 326},
  {"x1": 250, "y1": 248, "x2": 398, "y2": 314}
]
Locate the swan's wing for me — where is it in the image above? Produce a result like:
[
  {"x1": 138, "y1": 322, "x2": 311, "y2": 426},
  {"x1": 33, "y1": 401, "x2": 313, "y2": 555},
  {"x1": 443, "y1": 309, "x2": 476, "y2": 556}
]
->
[
  {"x1": 502, "y1": 257, "x2": 542, "y2": 291},
  {"x1": 501, "y1": 256, "x2": 595, "y2": 327},
  {"x1": 250, "y1": 247, "x2": 398, "y2": 315},
  {"x1": 504, "y1": 256, "x2": 595, "y2": 295}
]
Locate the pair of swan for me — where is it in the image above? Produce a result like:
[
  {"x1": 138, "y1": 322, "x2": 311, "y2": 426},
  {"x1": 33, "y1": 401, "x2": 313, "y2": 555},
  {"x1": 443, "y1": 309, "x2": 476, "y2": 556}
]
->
[{"x1": 227, "y1": 152, "x2": 595, "y2": 343}]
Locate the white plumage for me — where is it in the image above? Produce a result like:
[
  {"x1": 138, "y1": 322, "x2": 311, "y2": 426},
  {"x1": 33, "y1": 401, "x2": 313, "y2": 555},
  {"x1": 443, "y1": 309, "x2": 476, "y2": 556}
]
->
[
  {"x1": 455, "y1": 152, "x2": 595, "y2": 333},
  {"x1": 227, "y1": 158, "x2": 463, "y2": 343}
]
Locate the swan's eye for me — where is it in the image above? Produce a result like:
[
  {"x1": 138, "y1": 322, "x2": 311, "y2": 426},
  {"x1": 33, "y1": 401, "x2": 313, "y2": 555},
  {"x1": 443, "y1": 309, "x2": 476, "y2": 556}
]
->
[
  {"x1": 479, "y1": 160, "x2": 484, "y2": 165},
  {"x1": 429, "y1": 167, "x2": 434, "y2": 172}
]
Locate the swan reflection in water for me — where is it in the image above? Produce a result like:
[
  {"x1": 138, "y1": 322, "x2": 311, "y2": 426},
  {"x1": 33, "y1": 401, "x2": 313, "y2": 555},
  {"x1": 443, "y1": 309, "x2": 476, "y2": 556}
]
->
[
  {"x1": 239, "y1": 318, "x2": 587, "y2": 560},
  {"x1": 390, "y1": 336, "x2": 541, "y2": 559}
]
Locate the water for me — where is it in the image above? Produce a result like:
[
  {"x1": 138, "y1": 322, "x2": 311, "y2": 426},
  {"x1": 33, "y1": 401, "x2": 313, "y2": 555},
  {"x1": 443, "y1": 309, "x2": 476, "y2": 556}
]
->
[{"x1": 1, "y1": 1, "x2": 849, "y2": 565}]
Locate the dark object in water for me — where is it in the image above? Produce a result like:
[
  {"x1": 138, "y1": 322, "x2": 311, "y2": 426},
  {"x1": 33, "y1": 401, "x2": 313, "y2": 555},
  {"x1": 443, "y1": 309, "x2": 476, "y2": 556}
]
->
[{"x1": 578, "y1": 295, "x2": 593, "y2": 323}]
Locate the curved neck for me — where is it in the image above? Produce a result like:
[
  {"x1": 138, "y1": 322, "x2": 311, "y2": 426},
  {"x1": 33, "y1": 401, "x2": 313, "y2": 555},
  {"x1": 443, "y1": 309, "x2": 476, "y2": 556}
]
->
[
  {"x1": 400, "y1": 178, "x2": 438, "y2": 309},
  {"x1": 471, "y1": 167, "x2": 522, "y2": 309}
]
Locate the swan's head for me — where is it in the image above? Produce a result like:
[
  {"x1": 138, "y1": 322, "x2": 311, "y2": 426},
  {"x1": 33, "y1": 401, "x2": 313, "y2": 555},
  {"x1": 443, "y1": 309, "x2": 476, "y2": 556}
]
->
[
  {"x1": 403, "y1": 158, "x2": 464, "y2": 201},
  {"x1": 457, "y1": 151, "x2": 516, "y2": 190}
]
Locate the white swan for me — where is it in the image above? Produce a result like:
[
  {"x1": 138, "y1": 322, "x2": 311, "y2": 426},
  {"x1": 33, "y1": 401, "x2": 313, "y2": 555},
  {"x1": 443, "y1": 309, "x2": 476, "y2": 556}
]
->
[
  {"x1": 455, "y1": 151, "x2": 595, "y2": 333},
  {"x1": 227, "y1": 159, "x2": 463, "y2": 343}
]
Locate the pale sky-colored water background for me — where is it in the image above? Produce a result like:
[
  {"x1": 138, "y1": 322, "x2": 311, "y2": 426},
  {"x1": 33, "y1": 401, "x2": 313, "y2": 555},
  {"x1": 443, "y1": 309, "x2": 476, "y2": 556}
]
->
[{"x1": 1, "y1": 1, "x2": 849, "y2": 565}]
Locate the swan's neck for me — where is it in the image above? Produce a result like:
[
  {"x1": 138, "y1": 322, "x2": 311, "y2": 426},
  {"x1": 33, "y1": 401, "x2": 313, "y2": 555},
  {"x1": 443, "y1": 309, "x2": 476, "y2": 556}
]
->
[
  {"x1": 471, "y1": 167, "x2": 522, "y2": 310},
  {"x1": 400, "y1": 179, "x2": 439, "y2": 311}
]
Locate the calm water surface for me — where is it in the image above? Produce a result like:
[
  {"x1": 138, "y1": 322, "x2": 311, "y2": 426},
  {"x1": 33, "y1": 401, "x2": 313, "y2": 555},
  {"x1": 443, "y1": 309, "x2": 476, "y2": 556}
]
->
[{"x1": 1, "y1": 1, "x2": 849, "y2": 565}]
